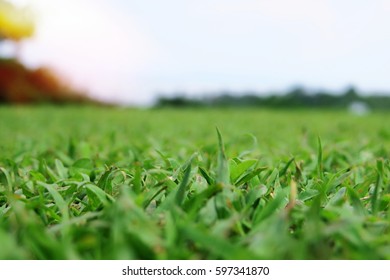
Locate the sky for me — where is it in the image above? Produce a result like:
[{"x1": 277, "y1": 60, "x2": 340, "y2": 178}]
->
[{"x1": 3, "y1": 0, "x2": 390, "y2": 105}]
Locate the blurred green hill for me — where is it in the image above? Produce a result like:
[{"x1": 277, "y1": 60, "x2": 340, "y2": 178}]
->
[{"x1": 156, "y1": 87, "x2": 390, "y2": 110}]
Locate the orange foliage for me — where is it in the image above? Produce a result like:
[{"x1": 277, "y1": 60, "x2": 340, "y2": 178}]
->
[
  {"x1": 0, "y1": 1, "x2": 95, "y2": 104},
  {"x1": 0, "y1": 59, "x2": 90, "y2": 104}
]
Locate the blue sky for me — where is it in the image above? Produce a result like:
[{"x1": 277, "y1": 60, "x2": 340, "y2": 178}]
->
[{"x1": 4, "y1": 0, "x2": 390, "y2": 104}]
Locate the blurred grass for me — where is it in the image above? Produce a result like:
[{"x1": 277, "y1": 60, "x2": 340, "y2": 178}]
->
[{"x1": 0, "y1": 105, "x2": 389, "y2": 259}]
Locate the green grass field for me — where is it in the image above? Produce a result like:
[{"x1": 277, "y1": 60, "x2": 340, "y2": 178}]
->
[{"x1": 0, "y1": 106, "x2": 389, "y2": 259}]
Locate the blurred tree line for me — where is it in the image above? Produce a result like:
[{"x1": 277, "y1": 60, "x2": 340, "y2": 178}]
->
[
  {"x1": 156, "y1": 87, "x2": 390, "y2": 111},
  {"x1": 0, "y1": 0, "x2": 90, "y2": 104}
]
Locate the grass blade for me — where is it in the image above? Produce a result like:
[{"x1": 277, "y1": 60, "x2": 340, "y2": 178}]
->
[
  {"x1": 216, "y1": 127, "x2": 230, "y2": 185},
  {"x1": 175, "y1": 160, "x2": 192, "y2": 206},
  {"x1": 317, "y1": 136, "x2": 323, "y2": 179},
  {"x1": 38, "y1": 182, "x2": 69, "y2": 221}
]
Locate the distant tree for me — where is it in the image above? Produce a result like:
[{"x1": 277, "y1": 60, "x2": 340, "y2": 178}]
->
[
  {"x1": 0, "y1": 0, "x2": 35, "y2": 58},
  {"x1": 343, "y1": 86, "x2": 358, "y2": 99},
  {"x1": 153, "y1": 89, "x2": 390, "y2": 110},
  {"x1": 156, "y1": 96, "x2": 203, "y2": 107},
  {"x1": 340, "y1": 86, "x2": 360, "y2": 107}
]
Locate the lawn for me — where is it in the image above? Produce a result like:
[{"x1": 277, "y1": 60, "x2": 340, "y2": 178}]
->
[{"x1": 0, "y1": 106, "x2": 389, "y2": 259}]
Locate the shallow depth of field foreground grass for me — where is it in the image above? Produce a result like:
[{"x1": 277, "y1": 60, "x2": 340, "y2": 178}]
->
[{"x1": 0, "y1": 106, "x2": 389, "y2": 259}]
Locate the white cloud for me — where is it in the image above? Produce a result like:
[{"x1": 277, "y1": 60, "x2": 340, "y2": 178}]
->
[
  {"x1": 20, "y1": 0, "x2": 160, "y2": 102},
  {"x1": 379, "y1": 0, "x2": 390, "y2": 12},
  {"x1": 10, "y1": 0, "x2": 390, "y2": 104},
  {"x1": 212, "y1": 0, "x2": 334, "y2": 27}
]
